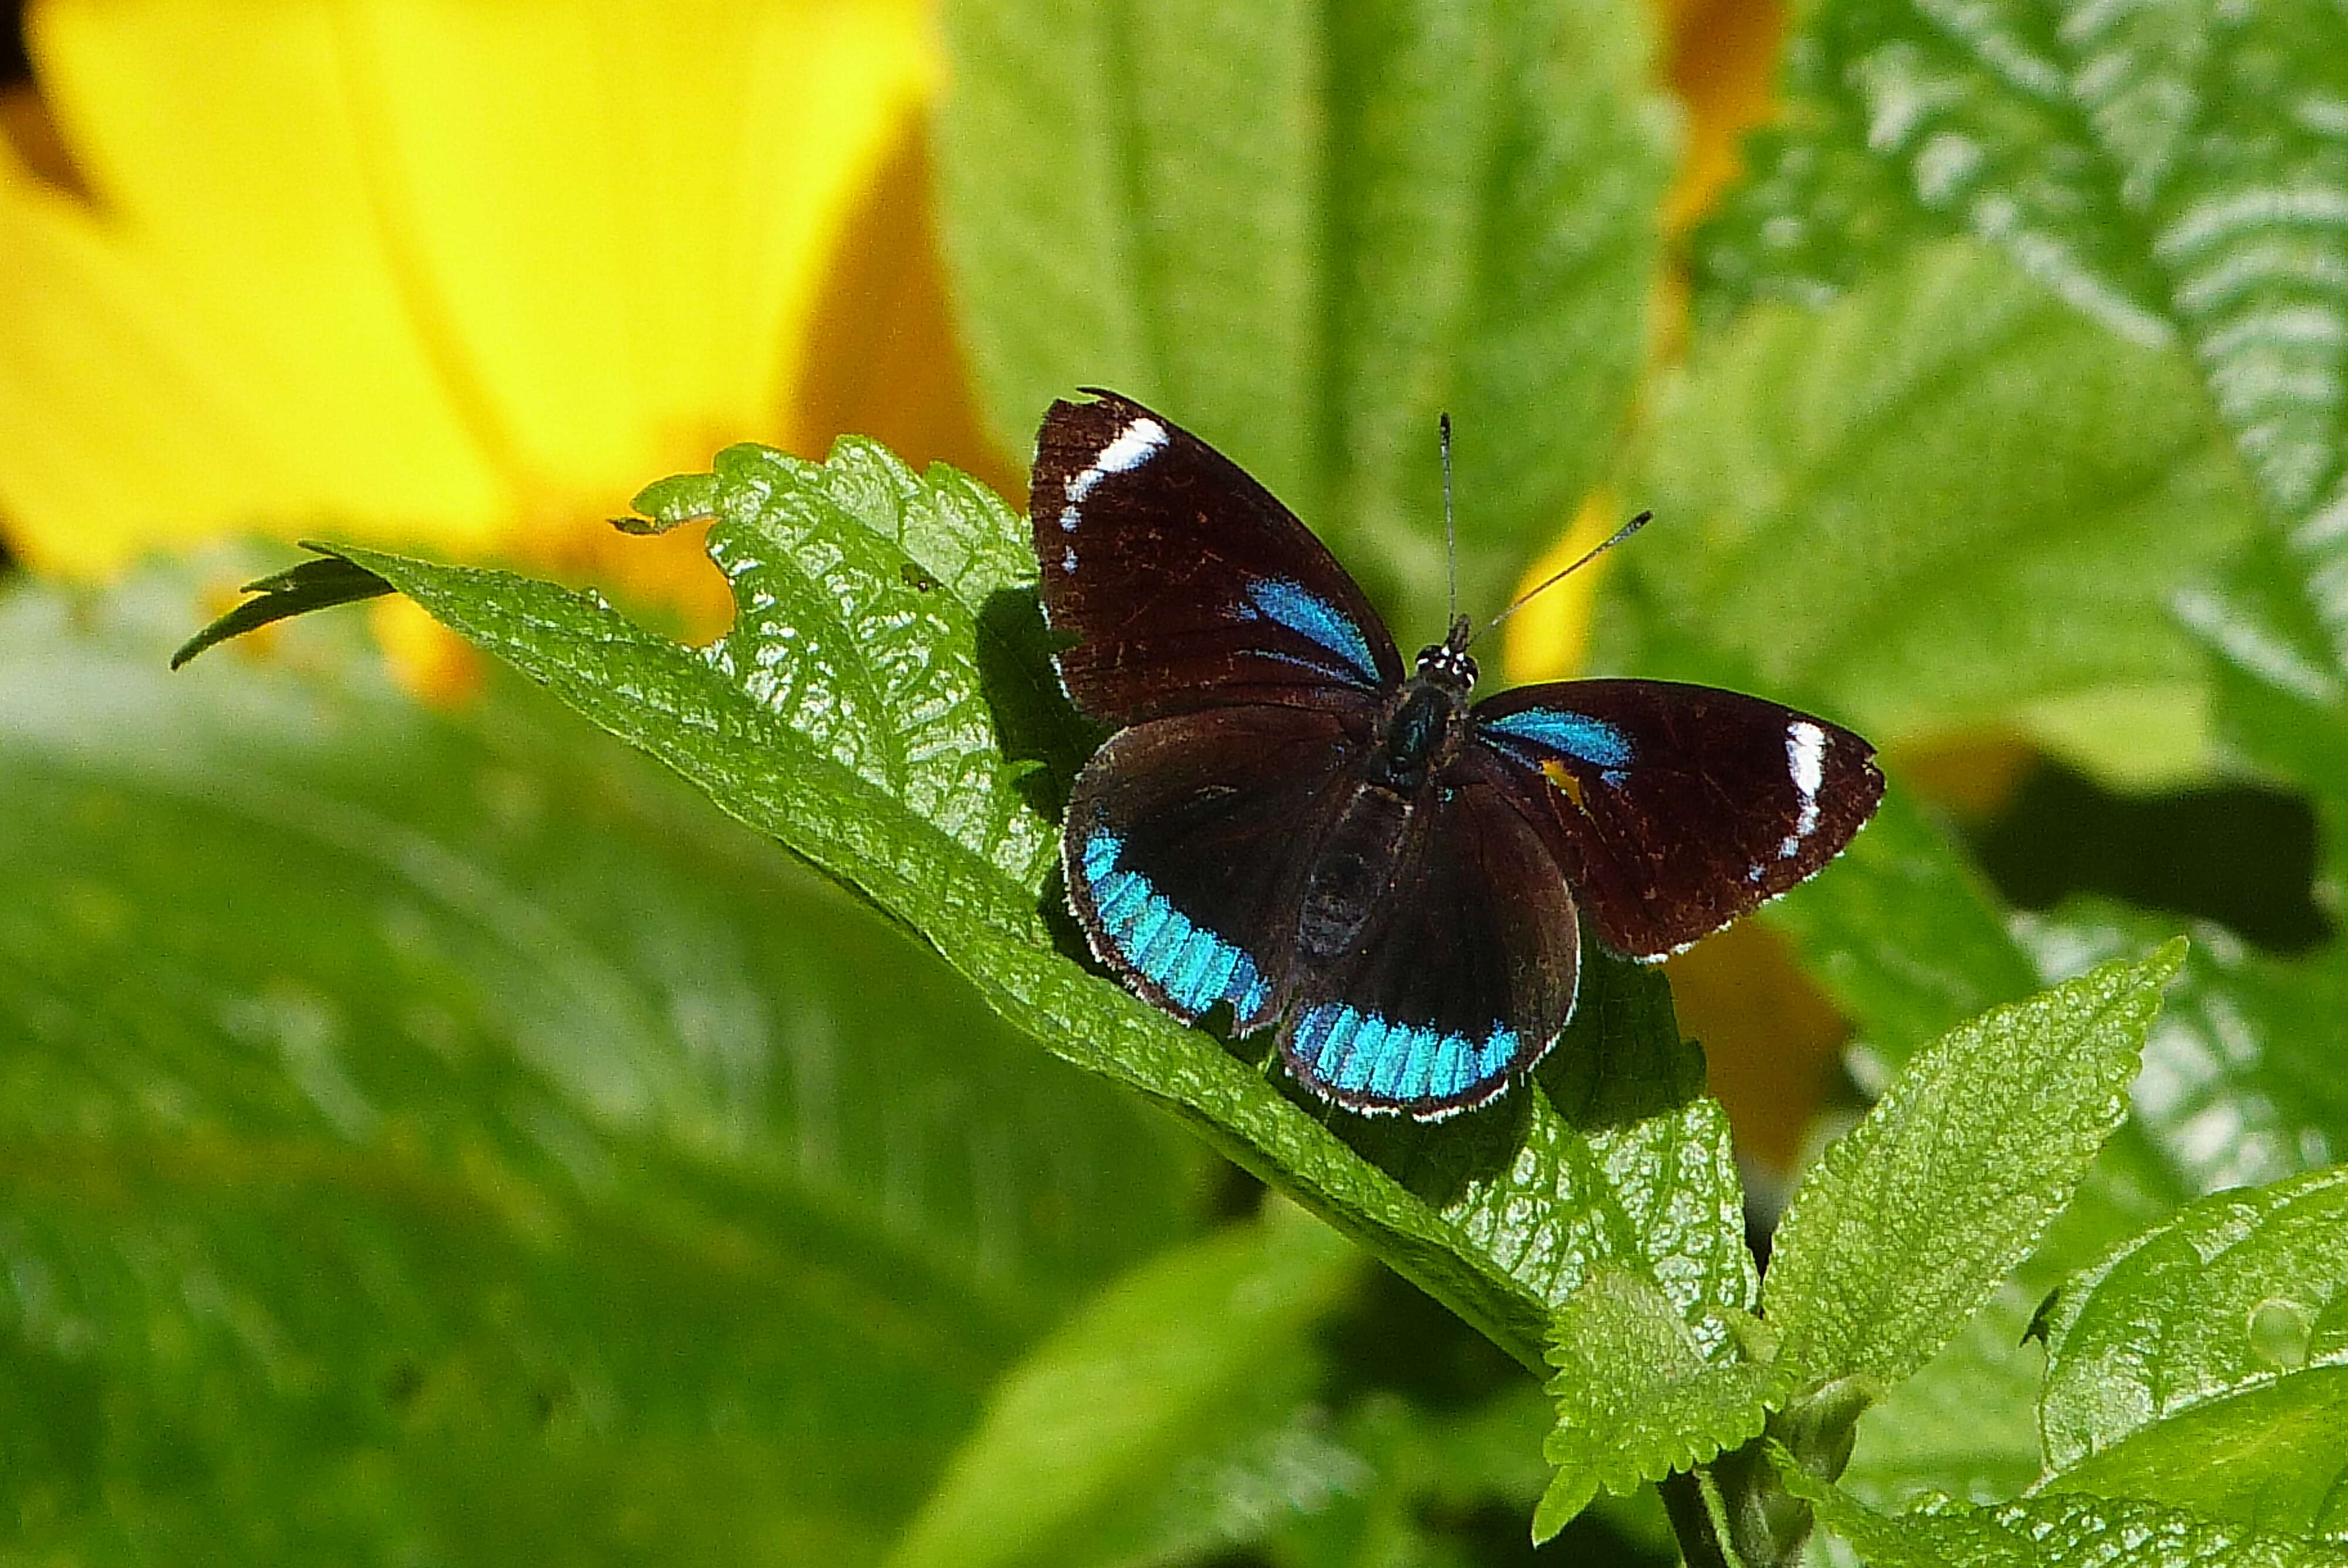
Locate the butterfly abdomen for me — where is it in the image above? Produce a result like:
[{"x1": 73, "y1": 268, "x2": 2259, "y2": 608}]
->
[
  {"x1": 1299, "y1": 674, "x2": 1473, "y2": 958},
  {"x1": 1297, "y1": 784, "x2": 1415, "y2": 961}
]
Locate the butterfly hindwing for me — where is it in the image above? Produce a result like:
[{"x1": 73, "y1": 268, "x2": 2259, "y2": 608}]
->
[
  {"x1": 1280, "y1": 752, "x2": 1580, "y2": 1118},
  {"x1": 1065, "y1": 702, "x2": 1377, "y2": 1034},
  {"x1": 1033, "y1": 390, "x2": 1404, "y2": 724},
  {"x1": 1473, "y1": 680, "x2": 1884, "y2": 958}
]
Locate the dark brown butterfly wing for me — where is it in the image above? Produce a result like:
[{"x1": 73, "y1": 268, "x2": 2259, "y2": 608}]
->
[
  {"x1": 1473, "y1": 680, "x2": 1883, "y2": 958},
  {"x1": 1277, "y1": 748, "x2": 1581, "y2": 1119},
  {"x1": 1064, "y1": 702, "x2": 1374, "y2": 1035},
  {"x1": 1033, "y1": 390, "x2": 1404, "y2": 724}
]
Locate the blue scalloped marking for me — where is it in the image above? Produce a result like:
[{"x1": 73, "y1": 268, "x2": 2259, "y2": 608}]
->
[
  {"x1": 1080, "y1": 833, "x2": 1272, "y2": 1018},
  {"x1": 1291, "y1": 1003, "x2": 1519, "y2": 1104}
]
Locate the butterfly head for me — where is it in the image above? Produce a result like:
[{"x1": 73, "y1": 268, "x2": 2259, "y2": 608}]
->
[{"x1": 1413, "y1": 616, "x2": 1478, "y2": 695}]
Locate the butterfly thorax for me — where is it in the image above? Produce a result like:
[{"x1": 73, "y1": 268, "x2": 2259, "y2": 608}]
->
[{"x1": 1365, "y1": 636, "x2": 1479, "y2": 793}]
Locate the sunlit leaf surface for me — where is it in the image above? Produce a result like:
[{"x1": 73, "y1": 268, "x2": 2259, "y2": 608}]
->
[
  {"x1": 2039, "y1": 1165, "x2": 2348, "y2": 1537},
  {"x1": 1765, "y1": 945, "x2": 2184, "y2": 1393},
  {"x1": 248, "y1": 435, "x2": 1759, "y2": 1383}
]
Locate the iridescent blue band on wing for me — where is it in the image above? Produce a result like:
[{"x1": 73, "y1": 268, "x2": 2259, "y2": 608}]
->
[
  {"x1": 1479, "y1": 708, "x2": 1634, "y2": 769},
  {"x1": 1235, "y1": 577, "x2": 1380, "y2": 682},
  {"x1": 1080, "y1": 832, "x2": 1272, "y2": 1019},
  {"x1": 1290, "y1": 1002, "x2": 1519, "y2": 1106}
]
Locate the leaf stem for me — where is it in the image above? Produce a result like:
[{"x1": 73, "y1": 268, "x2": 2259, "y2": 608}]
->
[{"x1": 1658, "y1": 1468, "x2": 1740, "y2": 1568}]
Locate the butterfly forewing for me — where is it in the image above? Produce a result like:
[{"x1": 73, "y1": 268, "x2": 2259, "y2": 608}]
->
[
  {"x1": 1280, "y1": 754, "x2": 1580, "y2": 1118},
  {"x1": 1473, "y1": 680, "x2": 1884, "y2": 959},
  {"x1": 1033, "y1": 391, "x2": 1404, "y2": 724}
]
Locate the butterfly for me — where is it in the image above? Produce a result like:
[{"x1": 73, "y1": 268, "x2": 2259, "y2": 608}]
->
[{"x1": 1033, "y1": 390, "x2": 1883, "y2": 1120}]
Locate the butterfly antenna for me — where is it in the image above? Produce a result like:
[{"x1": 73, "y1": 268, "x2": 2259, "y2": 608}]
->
[
  {"x1": 1470, "y1": 508, "x2": 1654, "y2": 646},
  {"x1": 1439, "y1": 412, "x2": 1460, "y2": 637}
]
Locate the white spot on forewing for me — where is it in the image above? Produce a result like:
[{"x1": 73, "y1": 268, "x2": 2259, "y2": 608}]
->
[
  {"x1": 1063, "y1": 416, "x2": 1169, "y2": 503},
  {"x1": 1787, "y1": 721, "x2": 1827, "y2": 797},
  {"x1": 1060, "y1": 505, "x2": 1080, "y2": 532},
  {"x1": 1781, "y1": 720, "x2": 1826, "y2": 857},
  {"x1": 1061, "y1": 546, "x2": 1077, "y2": 573},
  {"x1": 1097, "y1": 417, "x2": 1166, "y2": 472}
]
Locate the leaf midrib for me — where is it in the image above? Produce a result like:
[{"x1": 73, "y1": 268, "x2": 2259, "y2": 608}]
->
[
  {"x1": 346, "y1": 550, "x2": 1051, "y2": 952},
  {"x1": 715, "y1": 503, "x2": 920, "y2": 811}
]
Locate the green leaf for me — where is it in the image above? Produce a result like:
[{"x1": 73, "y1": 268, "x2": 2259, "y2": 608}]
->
[
  {"x1": 2180, "y1": 533, "x2": 2348, "y2": 886},
  {"x1": 1773, "y1": 1446, "x2": 2348, "y2": 1568},
  {"x1": 1758, "y1": 803, "x2": 2342, "y2": 1229},
  {"x1": 886, "y1": 1204, "x2": 1359, "y2": 1568},
  {"x1": 933, "y1": 0, "x2": 1673, "y2": 624},
  {"x1": 2, "y1": 557, "x2": 1202, "y2": 1562},
  {"x1": 1617, "y1": 240, "x2": 2260, "y2": 783},
  {"x1": 1764, "y1": 944, "x2": 2187, "y2": 1393},
  {"x1": 1836, "y1": 1284, "x2": 2048, "y2": 1516},
  {"x1": 687, "y1": 437, "x2": 1080, "y2": 891},
  {"x1": 1826, "y1": 900, "x2": 2348, "y2": 1515},
  {"x1": 234, "y1": 437, "x2": 1756, "y2": 1377},
  {"x1": 1533, "y1": 1271, "x2": 1787, "y2": 1542},
  {"x1": 2037, "y1": 1165, "x2": 2348, "y2": 1537},
  {"x1": 1700, "y1": 0, "x2": 2348, "y2": 682},
  {"x1": 168, "y1": 550, "x2": 394, "y2": 669},
  {"x1": 1830, "y1": 1101, "x2": 2209, "y2": 1515}
]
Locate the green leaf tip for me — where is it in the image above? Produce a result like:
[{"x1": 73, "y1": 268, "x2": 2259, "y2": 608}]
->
[
  {"x1": 625, "y1": 470, "x2": 726, "y2": 534},
  {"x1": 1533, "y1": 1271, "x2": 1789, "y2": 1543},
  {"x1": 169, "y1": 548, "x2": 396, "y2": 670},
  {"x1": 1764, "y1": 940, "x2": 2186, "y2": 1393}
]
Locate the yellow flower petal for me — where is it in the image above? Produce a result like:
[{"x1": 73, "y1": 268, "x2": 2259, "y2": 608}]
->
[
  {"x1": 0, "y1": 80, "x2": 82, "y2": 194},
  {"x1": 24, "y1": 0, "x2": 508, "y2": 555},
  {"x1": 784, "y1": 123, "x2": 1023, "y2": 501},
  {"x1": 336, "y1": 0, "x2": 934, "y2": 507},
  {"x1": 1501, "y1": 492, "x2": 1625, "y2": 684},
  {"x1": 4, "y1": 0, "x2": 933, "y2": 581},
  {"x1": 0, "y1": 130, "x2": 316, "y2": 575}
]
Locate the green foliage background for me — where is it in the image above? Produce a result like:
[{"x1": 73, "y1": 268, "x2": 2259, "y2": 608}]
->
[{"x1": 12, "y1": 0, "x2": 2348, "y2": 1564}]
